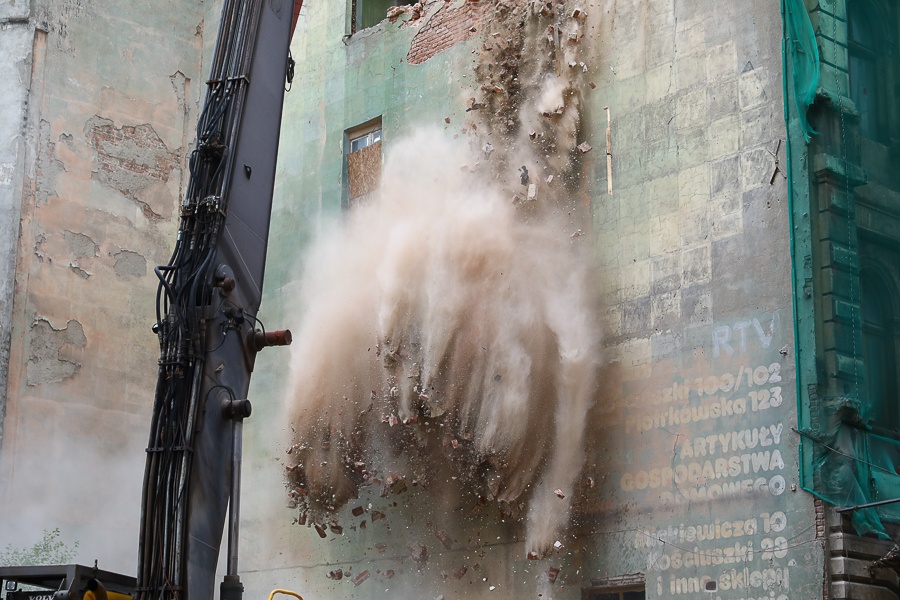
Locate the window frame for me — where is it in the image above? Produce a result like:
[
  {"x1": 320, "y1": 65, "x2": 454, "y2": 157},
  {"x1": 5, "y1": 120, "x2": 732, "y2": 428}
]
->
[
  {"x1": 343, "y1": 117, "x2": 383, "y2": 209},
  {"x1": 846, "y1": 0, "x2": 890, "y2": 142},
  {"x1": 582, "y1": 584, "x2": 645, "y2": 600}
]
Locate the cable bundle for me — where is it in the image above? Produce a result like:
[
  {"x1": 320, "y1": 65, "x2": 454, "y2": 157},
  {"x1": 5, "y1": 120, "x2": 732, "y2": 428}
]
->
[{"x1": 136, "y1": 3, "x2": 264, "y2": 599}]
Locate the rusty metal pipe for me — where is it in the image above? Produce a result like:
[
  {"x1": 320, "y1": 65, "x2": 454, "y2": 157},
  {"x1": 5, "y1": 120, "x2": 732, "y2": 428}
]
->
[{"x1": 252, "y1": 329, "x2": 292, "y2": 351}]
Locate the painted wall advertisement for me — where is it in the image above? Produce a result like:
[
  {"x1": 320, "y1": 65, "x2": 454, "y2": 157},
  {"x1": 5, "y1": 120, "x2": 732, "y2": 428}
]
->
[{"x1": 585, "y1": 311, "x2": 823, "y2": 599}]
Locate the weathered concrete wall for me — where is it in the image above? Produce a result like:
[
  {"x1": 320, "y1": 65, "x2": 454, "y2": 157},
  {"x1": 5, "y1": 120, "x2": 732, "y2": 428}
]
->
[
  {"x1": 243, "y1": 0, "x2": 825, "y2": 599},
  {"x1": 0, "y1": 0, "x2": 214, "y2": 573},
  {"x1": 0, "y1": 2, "x2": 37, "y2": 455}
]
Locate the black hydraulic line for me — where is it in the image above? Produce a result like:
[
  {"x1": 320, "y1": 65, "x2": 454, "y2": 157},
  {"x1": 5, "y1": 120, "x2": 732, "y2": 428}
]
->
[{"x1": 835, "y1": 497, "x2": 900, "y2": 513}]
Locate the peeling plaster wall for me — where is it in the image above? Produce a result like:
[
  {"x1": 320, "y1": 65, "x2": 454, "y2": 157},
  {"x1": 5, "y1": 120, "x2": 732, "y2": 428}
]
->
[
  {"x1": 244, "y1": 1, "x2": 825, "y2": 599},
  {"x1": 0, "y1": 0, "x2": 216, "y2": 574}
]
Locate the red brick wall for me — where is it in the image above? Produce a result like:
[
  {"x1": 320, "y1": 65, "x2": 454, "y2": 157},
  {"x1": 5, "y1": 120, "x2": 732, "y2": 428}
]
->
[{"x1": 407, "y1": 1, "x2": 490, "y2": 65}]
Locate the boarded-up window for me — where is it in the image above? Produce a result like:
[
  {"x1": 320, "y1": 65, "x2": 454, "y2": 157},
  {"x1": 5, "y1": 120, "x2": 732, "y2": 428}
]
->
[{"x1": 347, "y1": 128, "x2": 382, "y2": 205}]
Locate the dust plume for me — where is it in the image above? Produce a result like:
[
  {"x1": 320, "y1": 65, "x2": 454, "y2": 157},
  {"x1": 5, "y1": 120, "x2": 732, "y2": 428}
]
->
[{"x1": 282, "y1": 127, "x2": 602, "y2": 556}]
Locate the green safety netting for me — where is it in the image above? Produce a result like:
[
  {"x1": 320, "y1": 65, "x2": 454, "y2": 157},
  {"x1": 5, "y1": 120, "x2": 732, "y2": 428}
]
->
[
  {"x1": 784, "y1": 0, "x2": 820, "y2": 141},
  {"x1": 804, "y1": 395, "x2": 900, "y2": 539}
]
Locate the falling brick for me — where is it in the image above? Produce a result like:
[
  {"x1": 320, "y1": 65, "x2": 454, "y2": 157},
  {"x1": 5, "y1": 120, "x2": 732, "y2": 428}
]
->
[
  {"x1": 372, "y1": 510, "x2": 386, "y2": 521},
  {"x1": 352, "y1": 506, "x2": 365, "y2": 517},
  {"x1": 353, "y1": 570, "x2": 370, "y2": 586},
  {"x1": 314, "y1": 523, "x2": 327, "y2": 538},
  {"x1": 453, "y1": 565, "x2": 469, "y2": 579},
  {"x1": 547, "y1": 566, "x2": 561, "y2": 584},
  {"x1": 434, "y1": 529, "x2": 454, "y2": 549},
  {"x1": 326, "y1": 569, "x2": 343, "y2": 580},
  {"x1": 577, "y1": 142, "x2": 592, "y2": 153},
  {"x1": 554, "y1": 488, "x2": 565, "y2": 499}
]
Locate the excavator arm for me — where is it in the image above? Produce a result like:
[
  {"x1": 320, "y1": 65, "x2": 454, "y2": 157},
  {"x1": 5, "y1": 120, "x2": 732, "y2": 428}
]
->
[{"x1": 137, "y1": 2, "x2": 301, "y2": 600}]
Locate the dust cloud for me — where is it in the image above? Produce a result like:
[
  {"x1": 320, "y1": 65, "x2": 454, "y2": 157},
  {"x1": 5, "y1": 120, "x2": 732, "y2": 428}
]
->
[{"x1": 282, "y1": 127, "x2": 602, "y2": 557}]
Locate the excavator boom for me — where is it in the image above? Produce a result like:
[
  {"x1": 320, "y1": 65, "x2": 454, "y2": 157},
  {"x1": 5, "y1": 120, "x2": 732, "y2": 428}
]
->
[{"x1": 137, "y1": 2, "x2": 298, "y2": 600}]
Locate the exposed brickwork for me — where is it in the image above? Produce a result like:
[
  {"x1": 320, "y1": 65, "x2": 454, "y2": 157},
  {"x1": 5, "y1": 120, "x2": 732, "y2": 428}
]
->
[
  {"x1": 815, "y1": 498, "x2": 826, "y2": 541},
  {"x1": 86, "y1": 116, "x2": 179, "y2": 219},
  {"x1": 407, "y1": 0, "x2": 489, "y2": 65}
]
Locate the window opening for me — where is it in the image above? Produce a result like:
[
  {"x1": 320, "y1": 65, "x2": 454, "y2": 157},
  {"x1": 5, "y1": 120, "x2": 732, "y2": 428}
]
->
[
  {"x1": 584, "y1": 586, "x2": 645, "y2": 600},
  {"x1": 848, "y1": 2, "x2": 880, "y2": 140},
  {"x1": 352, "y1": 0, "x2": 413, "y2": 33},
  {"x1": 345, "y1": 119, "x2": 382, "y2": 207},
  {"x1": 862, "y1": 271, "x2": 898, "y2": 431},
  {"x1": 349, "y1": 129, "x2": 382, "y2": 153}
]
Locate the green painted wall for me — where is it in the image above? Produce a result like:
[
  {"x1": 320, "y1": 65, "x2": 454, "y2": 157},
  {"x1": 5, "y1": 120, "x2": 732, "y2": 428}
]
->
[{"x1": 244, "y1": 1, "x2": 826, "y2": 599}]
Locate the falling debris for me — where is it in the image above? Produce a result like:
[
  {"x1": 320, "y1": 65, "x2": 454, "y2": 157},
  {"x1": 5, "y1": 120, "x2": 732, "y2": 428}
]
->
[
  {"x1": 285, "y1": 0, "x2": 602, "y2": 557},
  {"x1": 353, "y1": 570, "x2": 370, "y2": 586},
  {"x1": 326, "y1": 569, "x2": 343, "y2": 580},
  {"x1": 409, "y1": 543, "x2": 429, "y2": 568},
  {"x1": 351, "y1": 505, "x2": 365, "y2": 517},
  {"x1": 547, "y1": 566, "x2": 561, "y2": 584},
  {"x1": 434, "y1": 529, "x2": 454, "y2": 549},
  {"x1": 284, "y1": 134, "x2": 601, "y2": 557},
  {"x1": 553, "y1": 540, "x2": 563, "y2": 550},
  {"x1": 554, "y1": 488, "x2": 566, "y2": 499},
  {"x1": 577, "y1": 141, "x2": 592, "y2": 154}
]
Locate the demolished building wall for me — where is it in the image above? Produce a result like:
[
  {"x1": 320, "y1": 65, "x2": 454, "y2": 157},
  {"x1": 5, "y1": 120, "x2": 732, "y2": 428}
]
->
[
  {"x1": 0, "y1": 0, "x2": 219, "y2": 573},
  {"x1": 242, "y1": 0, "x2": 825, "y2": 599}
]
